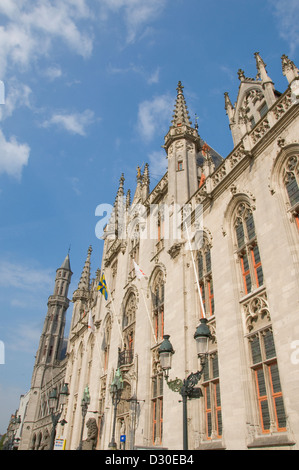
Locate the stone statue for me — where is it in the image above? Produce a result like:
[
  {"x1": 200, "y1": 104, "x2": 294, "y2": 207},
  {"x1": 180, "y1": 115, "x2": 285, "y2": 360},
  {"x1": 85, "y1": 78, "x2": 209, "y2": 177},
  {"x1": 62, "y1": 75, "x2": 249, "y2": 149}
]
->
[
  {"x1": 82, "y1": 418, "x2": 98, "y2": 450},
  {"x1": 39, "y1": 428, "x2": 50, "y2": 450}
]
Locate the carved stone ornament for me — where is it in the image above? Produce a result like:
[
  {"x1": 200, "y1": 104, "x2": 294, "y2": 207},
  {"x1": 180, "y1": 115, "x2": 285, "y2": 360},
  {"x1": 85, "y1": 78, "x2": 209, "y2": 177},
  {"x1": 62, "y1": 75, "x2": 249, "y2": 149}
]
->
[
  {"x1": 168, "y1": 241, "x2": 184, "y2": 259},
  {"x1": 242, "y1": 291, "x2": 271, "y2": 332}
]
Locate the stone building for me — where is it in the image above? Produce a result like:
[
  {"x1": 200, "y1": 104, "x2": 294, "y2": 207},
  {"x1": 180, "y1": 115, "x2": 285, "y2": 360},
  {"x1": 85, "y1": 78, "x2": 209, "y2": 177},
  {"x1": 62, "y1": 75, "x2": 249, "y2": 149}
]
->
[
  {"x1": 18, "y1": 52, "x2": 299, "y2": 450},
  {"x1": 18, "y1": 254, "x2": 72, "y2": 450}
]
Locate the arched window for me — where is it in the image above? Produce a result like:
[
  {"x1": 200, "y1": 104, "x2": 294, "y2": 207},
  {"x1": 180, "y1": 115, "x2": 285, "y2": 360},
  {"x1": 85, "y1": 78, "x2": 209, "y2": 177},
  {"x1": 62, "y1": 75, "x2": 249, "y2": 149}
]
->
[
  {"x1": 283, "y1": 154, "x2": 299, "y2": 230},
  {"x1": 102, "y1": 316, "x2": 112, "y2": 373},
  {"x1": 233, "y1": 202, "x2": 264, "y2": 295},
  {"x1": 119, "y1": 293, "x2": 136, "y2": 366},
  {"x1": 151, "y1": 271, "x2": 165, "y2": 342},
  {"x1": 197, "y1": 237, "x2": 214, "y2": 318}
]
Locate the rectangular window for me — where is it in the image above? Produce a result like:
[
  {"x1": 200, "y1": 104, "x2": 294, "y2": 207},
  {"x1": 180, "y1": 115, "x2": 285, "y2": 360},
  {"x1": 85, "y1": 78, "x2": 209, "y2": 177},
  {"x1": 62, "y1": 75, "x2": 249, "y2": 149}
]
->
[
  {"x1": 152, "y1": 375, "x2": 163, "y2": 445},
  {"x1": 198, "y1": 254, "x2": 204, "y2": 279},
  {"x1": 205, "y1": 250, "x2": 212, "y2": 273},
  {"x1": 178, "y1": 161, "x2": 183, "y2": 171},
  {"x1": 286, "y1": 176, "x2": 299, "y2": 207},
  {"x1": 251, "y1": 245, "x2": 263, "y2": 287},
  {"x1": 241, "y1": 254, "x2": 252, "y2": 294},
  {"x1": 236, "y1": 222, "x2": 245, "y2": 248},
  {"x1": 255, "y1": 367, "x2": 271, "y2": 433},
  {"x1": 202, "y1": 353, "x2": 222, "y2": 440},
  {"x1": 269, "y1": 363, "x2": 287, "y2": 431},
  {"x1": 250, "y1": 330, "x2": 287, "y2": 434},
  {"x1": 208, "y1": 280, "x2": 214, "y2": 317},
  {"x1": 246, "y1": 214, "x2": 256, "y2": 240}
]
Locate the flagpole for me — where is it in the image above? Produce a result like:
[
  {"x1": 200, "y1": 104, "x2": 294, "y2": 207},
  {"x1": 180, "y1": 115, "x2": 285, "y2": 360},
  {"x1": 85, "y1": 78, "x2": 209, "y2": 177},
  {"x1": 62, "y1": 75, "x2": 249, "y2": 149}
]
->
[
  {"x1": 140, "y1": 285, "x2": 157, "y2": 344},
  {"x1": 133, "y1": 260, "x2": 157, "y2": 344},
  {"x1": 98, "y1": 273, "x2": 124, "y2": 348},
  {"x1": 184, "y1": 221, "x2": 206, "y2": 319},
  {"x1": 105, "y1": 289, "x2": 124, "y2": 349}
]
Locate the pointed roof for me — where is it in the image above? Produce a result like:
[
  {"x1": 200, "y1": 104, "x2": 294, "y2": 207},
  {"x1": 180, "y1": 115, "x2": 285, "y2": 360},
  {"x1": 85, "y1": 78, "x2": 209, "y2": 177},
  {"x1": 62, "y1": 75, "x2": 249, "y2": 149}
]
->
[
  {"x1": 164, "y1": 81, "x2": 199, "y2": 151},
  {"x1": 171, "y1": 81, "x2": 192, "y2": 128},
  {"x1": 77, "y1": 245, "x2": 92, "y2": 290},
  {"x1": 60, "y1": 253, "x2": 71, "y2": 272}
]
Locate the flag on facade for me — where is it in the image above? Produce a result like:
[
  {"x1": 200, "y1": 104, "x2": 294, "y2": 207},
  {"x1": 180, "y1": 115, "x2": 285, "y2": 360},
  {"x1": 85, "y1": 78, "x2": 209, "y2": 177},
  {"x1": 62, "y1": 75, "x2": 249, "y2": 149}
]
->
[
  {"x1": 88, "y1": 310, "x2": 95, "y2": 333},
  {"x1": 133, "y1": 260, "x2": 146, "y2": 280},
  {"x1": 97, "y1": 273, "x2": 108, "y2": 300}
]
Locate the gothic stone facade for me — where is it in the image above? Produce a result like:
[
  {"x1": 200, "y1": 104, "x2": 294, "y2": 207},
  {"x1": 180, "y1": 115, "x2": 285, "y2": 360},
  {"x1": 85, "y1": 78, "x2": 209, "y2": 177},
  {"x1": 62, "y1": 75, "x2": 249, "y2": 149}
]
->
[{"x1": 19, "y1": 53, "x2": 299, "y2": 450}]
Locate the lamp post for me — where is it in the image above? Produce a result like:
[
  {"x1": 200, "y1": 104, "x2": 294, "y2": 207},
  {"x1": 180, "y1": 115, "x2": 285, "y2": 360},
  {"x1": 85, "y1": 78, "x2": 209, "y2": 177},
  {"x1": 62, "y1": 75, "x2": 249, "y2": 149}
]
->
[
  {"x1": 78, "y1": 385, "x2": 90, "y2": 451},
  {"x1": 158, "y1": 318, "x2": 211, "y2": 450},
  {"x1": 49, "y1": 383, "x2": 69, "y2": 450},
  {"x1": 108, "y1": 368, "x2": 124, "y2": 450}
]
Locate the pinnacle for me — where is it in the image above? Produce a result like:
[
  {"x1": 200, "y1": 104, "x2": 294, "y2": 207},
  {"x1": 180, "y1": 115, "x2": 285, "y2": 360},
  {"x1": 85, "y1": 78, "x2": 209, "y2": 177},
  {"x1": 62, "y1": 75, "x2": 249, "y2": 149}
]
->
[
  {"x1": 171, "y1": 81, "x2": 192, "y2": 128},
  {"x1": 77, "y1": 245, "x2": 92, "y2": 290}
]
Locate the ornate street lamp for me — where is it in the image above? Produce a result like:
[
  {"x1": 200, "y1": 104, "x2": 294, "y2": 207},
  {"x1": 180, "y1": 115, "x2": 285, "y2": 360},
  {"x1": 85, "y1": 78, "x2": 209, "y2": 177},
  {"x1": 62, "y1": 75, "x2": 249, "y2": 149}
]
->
[
  {"x1": 158, "y1": 318, "x2": 211, "y2": 450},
  {"x1": 78, "y1": 385, "x2": 91, "y2": 451},
  {"x1": 49, "y1": 383, "x2": 69, "y2": 450},
  {"x1": 108, "y1": 368, "x2": 124, "y2": 450}
]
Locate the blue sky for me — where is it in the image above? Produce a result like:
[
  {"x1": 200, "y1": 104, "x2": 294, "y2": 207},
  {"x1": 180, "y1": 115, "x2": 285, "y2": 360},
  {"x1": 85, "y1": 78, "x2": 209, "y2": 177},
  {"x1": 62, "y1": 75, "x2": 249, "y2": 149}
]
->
[{"x1": 0, "y1": 0, "x2": 299, "y2": 435}]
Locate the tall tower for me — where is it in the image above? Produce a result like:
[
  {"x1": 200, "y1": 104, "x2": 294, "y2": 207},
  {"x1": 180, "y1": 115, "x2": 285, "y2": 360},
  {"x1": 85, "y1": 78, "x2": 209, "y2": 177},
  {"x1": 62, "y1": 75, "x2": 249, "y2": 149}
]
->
[
  {"x1": 35, "y1": 253, "x2": 72, "y2": 366},
  {"x1": 19, "y1": 253, "x2": 72, "y2": 450},
  {"x1": 164, "y1": 81, "x2": 201, "y2": 205}
]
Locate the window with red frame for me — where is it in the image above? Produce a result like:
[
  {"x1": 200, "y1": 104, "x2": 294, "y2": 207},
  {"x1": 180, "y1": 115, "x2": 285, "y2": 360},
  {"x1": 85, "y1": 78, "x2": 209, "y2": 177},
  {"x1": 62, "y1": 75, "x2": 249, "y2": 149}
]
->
[
  {"x1": 152, "y1": 271, "x2": 165, "y2": 342},
  {"x1": 202, "y1": 352, "x2": 222, "y2": 440},
  {"x1": 151, "y1": 373, "x2": 163, "y2": 445},
  {"x1": 234, "y1": 202, "x2": 264, "y2": 295},
  {"x1": 197, "y1": 238, "x2": 215, "y2": 318},
  {"x1": 249, "y1": 329, "x2": 286, "y2": 433}
]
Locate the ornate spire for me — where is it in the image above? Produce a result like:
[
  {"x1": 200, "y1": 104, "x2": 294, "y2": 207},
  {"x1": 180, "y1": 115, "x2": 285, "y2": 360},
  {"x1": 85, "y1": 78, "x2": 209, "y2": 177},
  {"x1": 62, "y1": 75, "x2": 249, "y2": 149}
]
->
[
  {"x1": 224, "y1": 91, "x2": 234, "y2": 114},
  {"x1": 281, "y1": 54, "x2": 299, "y2": 84},
  {"x1": 254, "y1": 52, "x2": 272, "y2": 83},
  {"x1": 164, "y1": 81, "x2": 199, "y2": 151},
  {"x1": 77, "y1": 245, "x2": 92, "y2": 291},
  {"x1": 171, "y1": 81, "x2": 192, "y2": 128}
]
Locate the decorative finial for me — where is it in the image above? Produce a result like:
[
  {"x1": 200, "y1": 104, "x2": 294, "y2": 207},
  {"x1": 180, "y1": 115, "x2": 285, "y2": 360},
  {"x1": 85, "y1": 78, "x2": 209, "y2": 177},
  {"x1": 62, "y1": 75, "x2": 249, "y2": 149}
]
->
[
  {"x1": 177, "y1": 81, "x2": 184, "y2": 94},
  {"x1": 238, "y1": 69, "x2": 245, "y2": 81}
]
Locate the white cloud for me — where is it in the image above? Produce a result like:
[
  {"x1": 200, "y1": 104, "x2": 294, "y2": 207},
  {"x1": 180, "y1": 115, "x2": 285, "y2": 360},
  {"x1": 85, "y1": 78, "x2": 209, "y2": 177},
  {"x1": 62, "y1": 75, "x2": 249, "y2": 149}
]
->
[
  {"x1": 108, "y1": 63, "x2": 160, "y2": 84},
  {"x1": 99, "y1": 0, "x2": 167, "y2": 43},
  {"x1": 0, "y1": 79, "x2": 32, "y2": 121},
  {"x1": 148, "y1": 150, "x2": 167, "y2": 178},
  {"x1": 42, "y1": 109, "x2": 95, "y2": 136},
  {"x1": 0, "y1": 129, "x2": 30, "y2": 179},
  {"x1": 269, "y1": 0, "x2": 299, "y2": 55},
  {"x1": 44, "y1": 66, "x2": 63, "y2": 81},
  {"x1": 0, "y1": 260, "x2": 53, "y2": 293},
  {"x1": 6, "y1": 322, "x2": 42, "y2": 354},
  {"x1": 137, "y1": 94, "x2": 173, "y2": 141},
  {"x1": 0, "y1": 0, "x2": 93, "y2": 77},
  {"x1": 69, "y1": 176, "x2": 82, "y2": 195}
]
